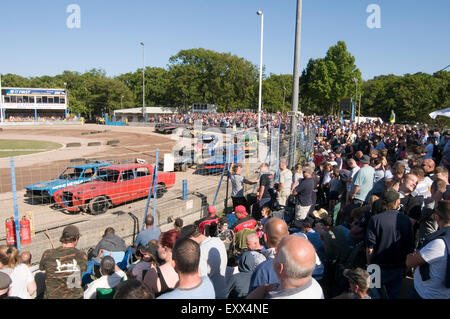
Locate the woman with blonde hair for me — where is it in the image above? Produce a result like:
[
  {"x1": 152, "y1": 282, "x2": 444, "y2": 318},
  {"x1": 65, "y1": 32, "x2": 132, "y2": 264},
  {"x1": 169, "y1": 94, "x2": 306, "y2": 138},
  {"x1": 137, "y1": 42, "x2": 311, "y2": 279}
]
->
[{"x1": 0, "y1": 245, "x2": 36, "y2": 299}]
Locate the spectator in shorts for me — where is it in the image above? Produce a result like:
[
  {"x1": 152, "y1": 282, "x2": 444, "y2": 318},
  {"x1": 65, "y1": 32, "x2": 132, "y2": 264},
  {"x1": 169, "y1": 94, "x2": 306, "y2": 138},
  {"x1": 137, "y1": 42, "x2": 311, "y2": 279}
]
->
[
  {"x1": 292, "y1": 166, "x2": 315, "y2": 227},
  {"x1": 276, "y1": 159, "x2": 292, "y2": 207}
]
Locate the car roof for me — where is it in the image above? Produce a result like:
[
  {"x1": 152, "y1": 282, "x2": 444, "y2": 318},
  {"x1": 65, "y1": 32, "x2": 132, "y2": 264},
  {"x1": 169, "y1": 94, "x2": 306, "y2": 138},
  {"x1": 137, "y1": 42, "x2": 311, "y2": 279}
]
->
[
  {"x1": 98, "y1": 164, "x2": 152, "y2": 170},
  {"x1": 68, "y1": 163, "x2": 111, "y2": 169}
]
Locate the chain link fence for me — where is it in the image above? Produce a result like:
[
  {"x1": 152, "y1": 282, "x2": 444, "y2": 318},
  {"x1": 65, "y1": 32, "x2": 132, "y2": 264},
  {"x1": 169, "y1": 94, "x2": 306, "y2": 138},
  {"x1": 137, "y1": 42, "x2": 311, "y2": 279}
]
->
[{"x1": 0, "y1": 120, "x2": 317, "y2": 243}]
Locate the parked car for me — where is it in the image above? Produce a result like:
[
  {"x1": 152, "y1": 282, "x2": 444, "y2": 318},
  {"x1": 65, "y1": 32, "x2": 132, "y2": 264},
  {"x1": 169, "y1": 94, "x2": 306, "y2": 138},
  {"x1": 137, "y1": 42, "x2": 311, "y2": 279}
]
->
[
  {"x1": 158, "y1": 146, "x2": 196, "y2": 172},
  {"x1": 237, "y1": 132, "x2": 258, "y2": 157},
  {"x1": 195, "y1": 134, "x2": 219, "y2": 158},
  {"x1": 155, "y1": 123, "x2": 178, "y2": 134},
  {"x1": 55, "y1": 164, "x2": 176, "y2": 215},
  {"x1": 25, "y1": 163, "x2": 111, "y2": 204},
  {"x1": 200, "y1": 143, "x2": 245, "y2": 174}
]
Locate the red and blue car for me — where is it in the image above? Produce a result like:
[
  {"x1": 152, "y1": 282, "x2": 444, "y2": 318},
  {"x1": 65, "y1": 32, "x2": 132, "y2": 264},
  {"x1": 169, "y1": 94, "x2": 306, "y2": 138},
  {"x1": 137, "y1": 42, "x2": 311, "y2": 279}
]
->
[{"x1": 55, "y1": 164, "x2": 175, "y2": 215}]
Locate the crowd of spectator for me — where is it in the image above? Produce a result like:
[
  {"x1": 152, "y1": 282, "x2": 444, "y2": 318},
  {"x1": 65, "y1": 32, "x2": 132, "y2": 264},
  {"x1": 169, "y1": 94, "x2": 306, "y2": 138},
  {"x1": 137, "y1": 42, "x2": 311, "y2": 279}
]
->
[
  {"x1": 1, "y1": 116, "x2": 449, "y2": 300},
  {"x1": 4, "y1": 115, "x2": 73, "y2": 122}
]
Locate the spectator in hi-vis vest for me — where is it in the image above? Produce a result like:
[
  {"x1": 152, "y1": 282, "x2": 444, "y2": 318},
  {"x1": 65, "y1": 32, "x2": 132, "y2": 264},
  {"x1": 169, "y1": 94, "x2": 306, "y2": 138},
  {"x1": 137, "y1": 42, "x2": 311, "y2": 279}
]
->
[{"x1": 390, "y1": 110, "x2": 396, "y2": 124}]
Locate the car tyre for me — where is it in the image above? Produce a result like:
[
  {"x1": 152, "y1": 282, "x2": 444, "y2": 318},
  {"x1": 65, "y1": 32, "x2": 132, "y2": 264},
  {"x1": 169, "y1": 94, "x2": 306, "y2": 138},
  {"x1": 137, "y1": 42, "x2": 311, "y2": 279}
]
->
[
  {"x1": 156, "y1": 184, "x2": 167, "y2": 199},
  {"x1": 88, "y1": 196, "x2": 110, "y2": 215}
]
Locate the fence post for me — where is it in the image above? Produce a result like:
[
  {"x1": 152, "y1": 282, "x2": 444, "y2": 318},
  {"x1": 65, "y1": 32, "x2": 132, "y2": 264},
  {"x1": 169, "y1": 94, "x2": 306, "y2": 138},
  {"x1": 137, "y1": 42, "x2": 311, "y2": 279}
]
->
[
  {"x1": 293, "y1": 129, "x2": 298, "y2": 166},
  {"x1": 10, "y1": 157, "x2": 21, "y2": 251},
  {"x1": 142, "y1": 149, "x2": 159, "y2": 230},
  {"x1": 152, "y1": 149, "x2": 159, "y2": 227},
  {"x1": 182, "y1": 180, "x2": 188, "y2": 200}
]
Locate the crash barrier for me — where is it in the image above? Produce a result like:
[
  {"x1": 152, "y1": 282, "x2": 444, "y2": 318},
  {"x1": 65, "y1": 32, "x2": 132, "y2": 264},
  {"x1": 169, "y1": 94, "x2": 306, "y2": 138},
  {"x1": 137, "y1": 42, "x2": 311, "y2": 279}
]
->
[
  {"x1": 105, "y1": 116, "x2": 126, "y2": 127},
  {"x1": 106, "y1": 140, "x2": 120, "y2": 146},
  {"x1": 87, "y1": 142, "x2": 101, "y2": 147},
  {"x1": 66, "y1": 142, "x2": 82, "y2": 148}
]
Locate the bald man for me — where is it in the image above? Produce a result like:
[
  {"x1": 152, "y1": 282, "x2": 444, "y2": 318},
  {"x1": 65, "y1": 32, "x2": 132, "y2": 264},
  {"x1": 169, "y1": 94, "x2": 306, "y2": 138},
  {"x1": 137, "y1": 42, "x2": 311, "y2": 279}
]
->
[
  {"x1": 247, "y1": 236, "x2": 324, "y2": 299},
  {"x1": 246, "y1": 233, "x2": 264, "y2": 252},
  {"x1": 248, "y1": 218, "x2": 289, "y2": 293}
]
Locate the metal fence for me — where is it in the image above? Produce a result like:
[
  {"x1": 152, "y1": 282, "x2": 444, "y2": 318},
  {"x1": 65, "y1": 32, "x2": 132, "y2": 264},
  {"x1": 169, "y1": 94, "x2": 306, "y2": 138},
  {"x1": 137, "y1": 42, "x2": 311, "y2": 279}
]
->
[{"x1": 0, "y1": 120, "x2": 316, "y2": 246}]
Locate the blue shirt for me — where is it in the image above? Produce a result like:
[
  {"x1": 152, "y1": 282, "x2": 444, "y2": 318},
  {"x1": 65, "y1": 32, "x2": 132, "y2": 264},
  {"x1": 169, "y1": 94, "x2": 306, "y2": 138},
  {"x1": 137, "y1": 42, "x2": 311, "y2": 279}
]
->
[
  {"x1": 134, "y1": 226, "x2": 161, "y2": 247},
  {"x1": 157, "y1": 276, "x2": 216, "y2": 299},
  {"x1": 249, "y1": 238, "x2": 324, "y2": 293},
  {"x1": 376, "y1": 141, "x2": 386, "y2": 150},
  {"x1": 226, "y1": 214, "x2": 238, "y2": 229},
  {"x1": 249, "y1": 259, "x2": 278, "y2": 293},
  {"x1": 423, "y1": 143, "x2": 434, "y2": 160},
  {"x1": 304, "y1": 230, "x2": 328, "y2": 262}
]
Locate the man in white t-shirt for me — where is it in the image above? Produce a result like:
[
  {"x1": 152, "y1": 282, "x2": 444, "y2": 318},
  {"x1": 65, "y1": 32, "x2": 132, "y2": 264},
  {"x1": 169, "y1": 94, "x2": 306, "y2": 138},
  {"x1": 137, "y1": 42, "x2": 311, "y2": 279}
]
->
[
  {"x1": 180, "y1": 224, "x2": 228, "y2": 299},
  {"x1": 84, "y1": 256, "x2": 127, "y2": 299},
  {"x1": 406, "y1": 200, "x2": 450, "y2": 299},
  {"x1": 277, "y1": 159, "x2": 292, "y2": 206}
]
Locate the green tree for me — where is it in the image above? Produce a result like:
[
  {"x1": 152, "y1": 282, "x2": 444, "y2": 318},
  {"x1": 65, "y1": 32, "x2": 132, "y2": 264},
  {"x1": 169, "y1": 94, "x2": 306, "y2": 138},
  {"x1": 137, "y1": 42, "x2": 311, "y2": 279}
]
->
[
  {"x1": 262, "y1": 74, "x2": 293, "y2": 112},
  {"x1": 302, "y1": 41, "x2": 362, "y2": 117},
  {"x1": 167, "y1": 48, "x2": 258, "y2": 111}
]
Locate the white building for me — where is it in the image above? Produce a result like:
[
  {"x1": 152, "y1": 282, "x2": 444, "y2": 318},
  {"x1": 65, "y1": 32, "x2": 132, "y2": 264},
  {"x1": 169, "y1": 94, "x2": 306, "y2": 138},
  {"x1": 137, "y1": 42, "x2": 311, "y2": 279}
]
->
[
  {"x1": 113, "y1": 107, "x2": 179, "y2": 122},
  {"x1": 0, "y1": 87, "x2": 68, "y2": 122}
]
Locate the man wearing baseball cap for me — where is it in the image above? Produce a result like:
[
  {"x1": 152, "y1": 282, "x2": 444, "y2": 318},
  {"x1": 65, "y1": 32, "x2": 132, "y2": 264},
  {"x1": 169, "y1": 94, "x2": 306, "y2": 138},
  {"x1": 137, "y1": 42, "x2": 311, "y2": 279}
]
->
[
  {"x1": 230, "y1": 205, "x2": 257, "y2": 233},
  {"x1": 39, "y1": 225, "x2": 88, "y2": 299},
  {"x1": 195, "y1": 206, "x2": 219, "y2": 236}
]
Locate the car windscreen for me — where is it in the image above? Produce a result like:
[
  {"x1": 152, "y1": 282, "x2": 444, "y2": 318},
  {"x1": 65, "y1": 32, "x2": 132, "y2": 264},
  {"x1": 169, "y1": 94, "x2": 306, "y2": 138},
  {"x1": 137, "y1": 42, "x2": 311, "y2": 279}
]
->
[
  {"x1": 97, "y1": 169, "x2": 120, "y2": 182},
  {"x1": 59, "y1": 167, "x2": 83, "y2": 180}
]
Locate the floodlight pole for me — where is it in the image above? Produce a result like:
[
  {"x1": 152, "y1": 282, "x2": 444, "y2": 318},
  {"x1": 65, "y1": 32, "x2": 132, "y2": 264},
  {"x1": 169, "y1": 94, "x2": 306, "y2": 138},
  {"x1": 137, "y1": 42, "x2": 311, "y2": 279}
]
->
[
  {"x1": 140, "y1": 42, "x2": 145, "y2": 120},
  {"x1": 257, "y1": 11, "x2": 264, "y2": 135},
  {"x1": 289, "y1": 0, "x2": 302, "y2": 169}
]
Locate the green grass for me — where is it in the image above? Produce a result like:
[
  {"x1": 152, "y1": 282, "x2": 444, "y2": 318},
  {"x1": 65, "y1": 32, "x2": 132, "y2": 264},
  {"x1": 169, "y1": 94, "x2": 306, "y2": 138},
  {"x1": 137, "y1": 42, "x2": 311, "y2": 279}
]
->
[
  {"x1": 0, "y1": 151, "x2": 45, "y2": 158},
  {"x1": 0, "y1": 140, "x2": 62, "y2": 158}
]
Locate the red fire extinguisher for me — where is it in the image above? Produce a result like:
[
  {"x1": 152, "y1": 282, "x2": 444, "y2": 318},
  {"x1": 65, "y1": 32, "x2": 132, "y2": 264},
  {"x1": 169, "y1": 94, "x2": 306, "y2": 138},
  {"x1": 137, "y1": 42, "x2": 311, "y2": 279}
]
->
[
  {"x1": 5, "y1": 218, "x2": 16, "y2": 245},
  {"x1": 20, "y1": 216, "x2": 31, "y2": 245}
]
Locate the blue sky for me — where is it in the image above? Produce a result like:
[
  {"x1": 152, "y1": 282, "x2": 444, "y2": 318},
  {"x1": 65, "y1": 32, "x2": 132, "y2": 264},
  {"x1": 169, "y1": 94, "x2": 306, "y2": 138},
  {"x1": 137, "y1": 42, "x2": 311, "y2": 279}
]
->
[{"x1": 0, "y1": 0, "x2": 449, "y2": 80}]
